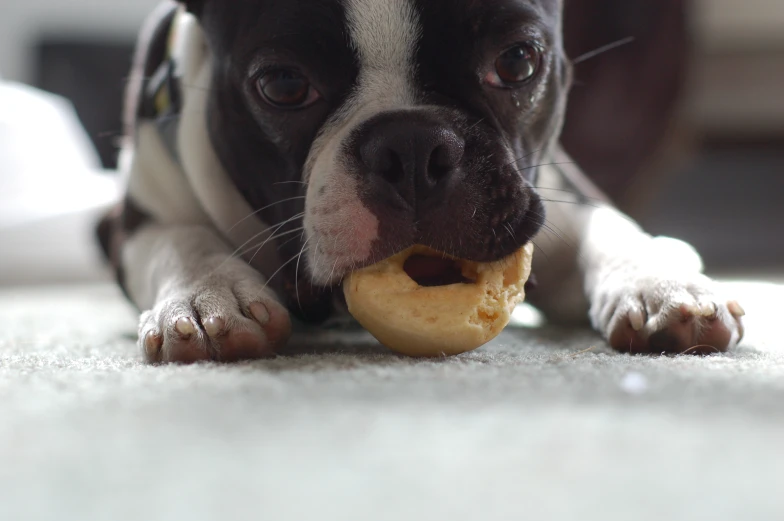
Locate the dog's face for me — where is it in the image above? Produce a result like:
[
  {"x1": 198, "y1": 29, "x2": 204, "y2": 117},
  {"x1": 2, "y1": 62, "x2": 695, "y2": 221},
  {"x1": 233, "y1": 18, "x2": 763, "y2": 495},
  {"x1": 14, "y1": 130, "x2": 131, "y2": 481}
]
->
[{"x1": 185, "y1": 0, "x2": 570, "y2": 311}]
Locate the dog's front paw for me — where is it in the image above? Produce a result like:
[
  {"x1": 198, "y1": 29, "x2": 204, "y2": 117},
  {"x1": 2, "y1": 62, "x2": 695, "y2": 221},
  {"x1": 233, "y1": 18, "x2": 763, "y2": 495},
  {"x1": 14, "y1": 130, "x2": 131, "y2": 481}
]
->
[
  {"x1": 138, "y1": 276, "x2": 291, "y2": 364},
  {"x1": 592, "y1": 273, "x2": 745, "y2": 355}
]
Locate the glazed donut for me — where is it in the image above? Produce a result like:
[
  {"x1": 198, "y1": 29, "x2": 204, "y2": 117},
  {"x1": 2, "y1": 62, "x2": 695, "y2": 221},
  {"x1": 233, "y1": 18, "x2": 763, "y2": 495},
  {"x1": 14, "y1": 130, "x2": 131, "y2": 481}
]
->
[{"x1": 343, "y1": 243, "x2": 534, "y2": 357}]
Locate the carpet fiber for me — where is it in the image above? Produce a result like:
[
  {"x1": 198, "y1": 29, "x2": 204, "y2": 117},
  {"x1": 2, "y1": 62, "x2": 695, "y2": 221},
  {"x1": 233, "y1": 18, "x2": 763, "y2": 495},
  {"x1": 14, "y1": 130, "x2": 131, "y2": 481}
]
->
[{"x1": 1, "y1": 282, "x2": 783, "y2": 521}]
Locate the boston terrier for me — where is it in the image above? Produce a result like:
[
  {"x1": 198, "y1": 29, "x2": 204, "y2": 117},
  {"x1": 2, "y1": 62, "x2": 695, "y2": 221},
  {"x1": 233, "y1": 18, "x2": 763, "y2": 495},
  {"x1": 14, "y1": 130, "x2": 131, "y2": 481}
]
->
[{"x1": 98, "y1": 0, "x2": 745, "y2": 363}]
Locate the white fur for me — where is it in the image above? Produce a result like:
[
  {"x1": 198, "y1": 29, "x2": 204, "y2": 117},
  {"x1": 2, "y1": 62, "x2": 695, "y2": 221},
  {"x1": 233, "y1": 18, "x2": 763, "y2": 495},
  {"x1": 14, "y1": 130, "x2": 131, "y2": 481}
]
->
[
  {"x1": 123, "y1": 10, "x2": 282, "y2": 278},
  {"x1": 121, "y1": 3, "x2": 742, "y2": 357},
  {"x1": 303, "y1": 0, "x2": 422, "y2": 284},
  {"x1": 126, "y1": 123, "x2": 211, "y2": 226},
  {"x1": 344, "y1": 0, "x2": 420, "y2": 108},
  {"x1": 173, "y1": 11, "x2": 282, "y2": 278},
  {"x1": 121, "y1": 9, "x2": 287, "y2": 361},
  {"x1": 534, "y1": 154, "x2": 742, "y2": 349},
  {"x1": 124, "y1": 224, "x2": 280, "y2": 361}
]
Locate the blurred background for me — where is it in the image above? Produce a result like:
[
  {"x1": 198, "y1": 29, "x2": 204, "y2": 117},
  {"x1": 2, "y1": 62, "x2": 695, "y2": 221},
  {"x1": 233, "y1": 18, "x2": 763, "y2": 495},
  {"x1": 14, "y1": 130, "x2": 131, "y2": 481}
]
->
[{"x1": 0, "y1": 0, "x2": 782, "y2": 285}]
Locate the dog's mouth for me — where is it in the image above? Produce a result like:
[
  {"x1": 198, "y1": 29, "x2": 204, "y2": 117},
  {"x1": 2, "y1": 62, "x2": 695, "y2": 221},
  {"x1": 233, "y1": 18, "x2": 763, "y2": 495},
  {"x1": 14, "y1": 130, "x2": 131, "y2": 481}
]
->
[{"x1": 402, "y1": 254, "x2": 477, "y2": 287}]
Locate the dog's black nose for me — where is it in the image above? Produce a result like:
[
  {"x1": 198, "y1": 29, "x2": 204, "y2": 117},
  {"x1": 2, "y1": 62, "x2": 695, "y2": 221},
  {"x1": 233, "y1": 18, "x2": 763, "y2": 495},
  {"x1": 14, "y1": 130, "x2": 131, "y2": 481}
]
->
[{"x1": 358, "y1": 114, "x2": 465, "y2": 204}]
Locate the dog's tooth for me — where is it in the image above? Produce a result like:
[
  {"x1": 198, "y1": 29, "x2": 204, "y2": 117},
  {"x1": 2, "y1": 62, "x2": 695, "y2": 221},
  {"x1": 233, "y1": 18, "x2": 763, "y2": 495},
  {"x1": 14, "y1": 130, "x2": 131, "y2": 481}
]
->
[
  {"x1": 203, "y1": 317, "x2": 225, "y2": 338},
  {"x1": 728, "y1": 300, "x2": 746, "y2": 317},
  {"x1": 175, "y1": 317, "x2": 197, "y2": 336}
]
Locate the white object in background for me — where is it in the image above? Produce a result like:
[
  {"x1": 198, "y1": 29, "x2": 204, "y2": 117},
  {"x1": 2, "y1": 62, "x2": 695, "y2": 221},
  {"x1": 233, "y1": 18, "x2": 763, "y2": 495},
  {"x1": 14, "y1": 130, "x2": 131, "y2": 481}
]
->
[{"x1": 0, "y1": 81, "x2": 121, "y2": 285}]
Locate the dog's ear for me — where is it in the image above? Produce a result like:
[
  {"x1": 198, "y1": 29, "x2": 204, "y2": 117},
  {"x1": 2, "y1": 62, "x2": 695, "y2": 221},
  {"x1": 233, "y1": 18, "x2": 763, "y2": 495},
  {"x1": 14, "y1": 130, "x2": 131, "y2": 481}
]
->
[{"x1": 178, "y1": 0, "x2": 205, "y2": 16}]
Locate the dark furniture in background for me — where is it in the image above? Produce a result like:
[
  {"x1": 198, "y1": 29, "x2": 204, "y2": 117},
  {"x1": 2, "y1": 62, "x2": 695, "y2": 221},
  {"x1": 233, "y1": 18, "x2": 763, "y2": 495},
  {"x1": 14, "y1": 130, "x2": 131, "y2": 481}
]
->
[
  {"x1": 30, "y1": 2, "x2": 783, "y2": 273},
  {"x1": 34, "y1": 39, "x2": 133, "y2": 169},
  {"x1": 561, "y1": 0, "x2": 690, "y2": 206},
  {"x1": 32, "y1": 1, "x2": 692, "y2": 180}
]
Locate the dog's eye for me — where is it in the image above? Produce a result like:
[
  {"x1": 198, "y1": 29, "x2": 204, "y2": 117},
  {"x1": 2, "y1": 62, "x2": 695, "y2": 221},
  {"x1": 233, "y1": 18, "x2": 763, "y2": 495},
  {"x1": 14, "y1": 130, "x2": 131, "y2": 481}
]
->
[
  {"x1": 257, "y1": 70, "x2": 320, "y2": 108},
  {"x1": 487, "y1": 43, "x2": 542, "y2": 87}
]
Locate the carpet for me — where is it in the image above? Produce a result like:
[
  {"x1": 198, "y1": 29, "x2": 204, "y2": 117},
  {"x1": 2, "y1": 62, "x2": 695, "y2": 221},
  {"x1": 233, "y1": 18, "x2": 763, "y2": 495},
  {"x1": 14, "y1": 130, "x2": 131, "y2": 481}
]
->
[{"x1": 1, "y1": 281, "x2": 783, "y2": 521}]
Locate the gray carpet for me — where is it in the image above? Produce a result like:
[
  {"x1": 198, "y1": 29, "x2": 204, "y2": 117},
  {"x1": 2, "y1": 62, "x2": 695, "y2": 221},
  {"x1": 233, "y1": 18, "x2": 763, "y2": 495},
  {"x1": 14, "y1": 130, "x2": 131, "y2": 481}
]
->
[{"x1": 1, "y1": 281, "x2": 783, "y2": 521}]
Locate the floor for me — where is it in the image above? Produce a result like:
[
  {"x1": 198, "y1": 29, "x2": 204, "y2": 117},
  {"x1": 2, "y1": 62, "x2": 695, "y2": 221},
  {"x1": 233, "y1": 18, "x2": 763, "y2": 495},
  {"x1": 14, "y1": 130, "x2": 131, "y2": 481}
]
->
[{"x1": 1, "y1": 281, "x2": 783, "y2": 521}]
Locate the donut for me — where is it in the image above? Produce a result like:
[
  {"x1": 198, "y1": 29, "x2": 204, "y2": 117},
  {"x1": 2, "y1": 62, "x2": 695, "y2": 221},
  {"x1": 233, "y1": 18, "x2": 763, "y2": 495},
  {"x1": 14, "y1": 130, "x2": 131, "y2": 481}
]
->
[{"x1": 343, "y1": 243, "x2": 534, "y2": 357}]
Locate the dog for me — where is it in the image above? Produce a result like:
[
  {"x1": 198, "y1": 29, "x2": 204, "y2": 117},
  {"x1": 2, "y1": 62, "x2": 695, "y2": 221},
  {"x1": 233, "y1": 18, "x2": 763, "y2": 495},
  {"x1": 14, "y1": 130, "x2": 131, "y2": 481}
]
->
[{"x1": 98, "y1": 0, "x2": 745, "y2": 363}]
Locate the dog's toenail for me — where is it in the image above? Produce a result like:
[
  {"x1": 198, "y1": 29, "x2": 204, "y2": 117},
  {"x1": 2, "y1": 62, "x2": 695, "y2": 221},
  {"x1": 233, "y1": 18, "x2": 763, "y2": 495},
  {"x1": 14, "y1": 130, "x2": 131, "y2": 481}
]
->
[
  {"x1": 144, "y1": 332, "x2": 162, "y2": 356},
  {"x1": 250, "y1": 302, "x2": 270, "y2": 325},
  {"x1": 699, "y1": 302, "x2": 717, "y2": 318},
  {"x1": 728, "y1": 301, "x2": 746, "y2": 317},
  {"x1": 678, "y1": 304, "x2": 698, "y2": 319},
  {"x1": 629, "y1": 309, "x2": 645, "y2": 331},
  {"x1": 204, "y1": 317, "x2": 225, "y2": 338},
  {"x1": 175, "y1": 317, "x2": 197, "y2": 336}
]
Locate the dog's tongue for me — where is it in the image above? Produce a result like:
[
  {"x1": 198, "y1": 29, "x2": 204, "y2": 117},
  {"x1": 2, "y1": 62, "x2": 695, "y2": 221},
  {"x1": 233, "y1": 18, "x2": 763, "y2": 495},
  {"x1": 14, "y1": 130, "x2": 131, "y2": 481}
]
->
[{"x1": 403, "y1": 255, "x2": 472, "y2": 287}]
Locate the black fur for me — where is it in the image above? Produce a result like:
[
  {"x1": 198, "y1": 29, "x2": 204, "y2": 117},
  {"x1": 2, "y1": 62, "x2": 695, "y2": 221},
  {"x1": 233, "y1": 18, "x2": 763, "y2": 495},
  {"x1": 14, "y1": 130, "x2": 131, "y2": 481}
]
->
[{"x1": 110, "y1": 0, "x2": 568, "y2": 320}]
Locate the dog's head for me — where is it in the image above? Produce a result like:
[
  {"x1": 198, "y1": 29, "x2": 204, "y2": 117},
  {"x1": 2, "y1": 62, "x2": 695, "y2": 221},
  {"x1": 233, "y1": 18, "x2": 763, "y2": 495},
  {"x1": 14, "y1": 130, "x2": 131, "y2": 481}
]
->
[{"x1": 180, "y1": 0, "x2": 571, "y2": 315}]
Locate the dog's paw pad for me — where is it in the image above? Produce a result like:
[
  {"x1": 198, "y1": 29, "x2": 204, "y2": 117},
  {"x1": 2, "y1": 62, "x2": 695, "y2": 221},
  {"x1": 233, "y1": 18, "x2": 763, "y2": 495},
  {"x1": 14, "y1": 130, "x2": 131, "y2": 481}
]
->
[
  {"x1": 138, "y1": 283, "x2": 291, "y2": 364},
  {"x1": 249, "y1": 301, "x2": 292, "y2": 347},
  {"x1": 598, "y1": 277, "x2": 744, "y2": 355},
  {"x1": 215, "y1": 326, "x2": 277, "y2": 363},
  {"x1": 165, "y1": 332, "x2": 212, "y2": 364}
]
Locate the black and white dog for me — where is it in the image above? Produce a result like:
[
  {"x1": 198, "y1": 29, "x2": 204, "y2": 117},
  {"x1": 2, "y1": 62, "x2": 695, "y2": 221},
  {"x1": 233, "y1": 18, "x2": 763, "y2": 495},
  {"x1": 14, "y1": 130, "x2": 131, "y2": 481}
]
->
[{"x1": 99, "y1": 0, "x2": 745, "y2": 363}]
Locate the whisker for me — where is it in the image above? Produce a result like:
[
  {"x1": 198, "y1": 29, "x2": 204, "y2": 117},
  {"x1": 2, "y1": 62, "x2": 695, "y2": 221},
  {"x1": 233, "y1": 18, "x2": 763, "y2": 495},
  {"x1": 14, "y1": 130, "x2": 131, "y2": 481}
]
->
[
  {"x1": 528, "y1": 191, "x2": 637, "y2": 226},
  {"x1": 313, "y1": 237, "x2": 324, "y2": 282},
  {"x1": 572, "y1": 36, "x2": 635, "y2": 65},
  {"x1": 262, "y1": 248, "x2": 310, "y2": 292},
  {"x1": 515, "y1": 161, "x2": 577, "y2": 172},
  {"x1": 533, "y1": 225, "x2": 589, "y2": 265},
  {"x1": 206, "y1": 214, "x2": 300, "y2": 278},
  {"x1": 228, "y1": 212, "x2": 305, "y2": 263},
  {"x1": 465, "y1": 117, "x2": 486, "y2": 133},
  {"x1": 529, "y1": 186, "x2": 606, "y2": 204},
  {"x1": 501, "y1": 148, "x2": 544, "y2": 169},
  {"x1": 328, "y1": 258, "x2": 340, "y2": 286},
  {"x1": 527, "y1": 215, "x2": 575, "y2": 253},
  {"x1": 526, "y1": 209, "x2": 571, "y2": 244},
  {"x1": 239, "y1": 227, "x2": 305, "y2": 259},
  {"x1": 523, "y1": 207, "x2": 585, "y2": 263},
  {"x1": 537, "y1": 198, "x2": 608, "y2": 211},
  {"x1": 295, "y1": 237, "x2": 312, "y2": 311},
  {"x1": 277, "y1": 231, "x2": 306, "y2": 251},
  {"x1": 540, "y1": 224, "x2": 572, "y2": 249},
  {"x1": 327, "y1": 229, "x2": 349, "y2": 283},
  {"x1": 528, "y1": 238, "x2": 551, "y2": 263},
  {"x1": 678, "y1": 344, "x2": 722, "y2": 356},
  {"x1": 246, "y1": 226, "x2": 305, "y2": 265},
  {"x1": 227, "y1": 196, "x2": 306, "y2": 233}
]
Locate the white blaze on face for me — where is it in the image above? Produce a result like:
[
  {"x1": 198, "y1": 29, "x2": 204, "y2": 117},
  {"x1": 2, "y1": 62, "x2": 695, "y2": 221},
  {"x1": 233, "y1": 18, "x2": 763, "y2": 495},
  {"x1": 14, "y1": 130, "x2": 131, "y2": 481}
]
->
[{"x1": 303, "y1": 0, "x2": 422, "y2": 285}]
